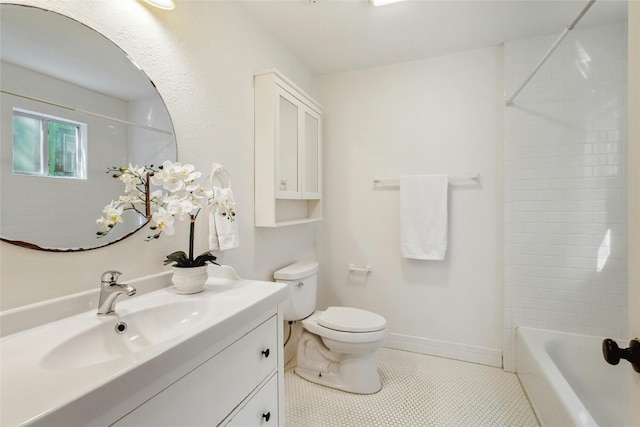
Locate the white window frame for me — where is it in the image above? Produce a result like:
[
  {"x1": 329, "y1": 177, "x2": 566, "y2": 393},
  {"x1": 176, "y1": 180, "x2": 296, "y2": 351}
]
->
[{"x1": 12, "y1": 108, "x2": 87, "y2": 180}]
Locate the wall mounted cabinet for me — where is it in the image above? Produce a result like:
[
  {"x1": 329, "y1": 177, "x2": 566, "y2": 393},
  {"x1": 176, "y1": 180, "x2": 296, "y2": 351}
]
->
[{"x1": 255, "y1": 69, "x2": 323, "y2": 227}]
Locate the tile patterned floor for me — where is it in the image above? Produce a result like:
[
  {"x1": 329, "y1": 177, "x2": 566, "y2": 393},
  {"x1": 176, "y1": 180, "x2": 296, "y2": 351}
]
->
[{"x1": 285, "y1": 348, "x2": 539, "y2": 427}]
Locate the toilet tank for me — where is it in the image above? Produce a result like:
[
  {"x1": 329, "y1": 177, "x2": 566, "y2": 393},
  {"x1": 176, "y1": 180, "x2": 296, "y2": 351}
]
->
[{"x1": 274, "y1": 261, "x2": 318, "y2": 321}]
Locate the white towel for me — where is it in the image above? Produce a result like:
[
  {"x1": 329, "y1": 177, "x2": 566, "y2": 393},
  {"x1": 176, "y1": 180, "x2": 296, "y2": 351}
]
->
[
  {"x1": 209, "y1": 187, "x2": 239, "y2": 251},
  {"x1": 400, "y1": 174, "x2": 448, "y2": 260}
]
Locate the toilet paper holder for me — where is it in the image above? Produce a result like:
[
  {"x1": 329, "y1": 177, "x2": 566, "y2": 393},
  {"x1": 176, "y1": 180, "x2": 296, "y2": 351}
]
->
[{"x1": 348, "y1": 264, "x2": 372, "y2": 274}]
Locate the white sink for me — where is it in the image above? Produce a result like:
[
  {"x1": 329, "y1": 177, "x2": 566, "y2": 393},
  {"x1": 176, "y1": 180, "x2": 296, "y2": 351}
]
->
[
  {"x1": 41, "y1": 299, "x2": 213, "y2": 369},
  {"x1": 0, "y1": 266, "x2": 288, "y2": 427}
]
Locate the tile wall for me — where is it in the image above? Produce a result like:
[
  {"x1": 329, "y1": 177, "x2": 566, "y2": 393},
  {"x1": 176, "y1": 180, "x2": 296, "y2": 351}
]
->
[{"x1": 503, "y1": 22, "x2": 628, "y2": 371}]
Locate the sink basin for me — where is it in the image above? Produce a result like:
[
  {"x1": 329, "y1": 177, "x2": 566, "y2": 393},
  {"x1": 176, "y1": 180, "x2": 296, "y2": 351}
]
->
[{"x1": 41, "y1": 299, "x2": 212, "y2": 370}]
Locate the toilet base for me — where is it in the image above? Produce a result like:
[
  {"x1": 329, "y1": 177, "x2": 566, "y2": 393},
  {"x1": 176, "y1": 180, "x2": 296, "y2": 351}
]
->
[
  {"x1": 295, "y1": 332, "x2": 383, "y2": 394},
  {"x1": 294, "y1": 363, "x2": 382, "y2": 395}
]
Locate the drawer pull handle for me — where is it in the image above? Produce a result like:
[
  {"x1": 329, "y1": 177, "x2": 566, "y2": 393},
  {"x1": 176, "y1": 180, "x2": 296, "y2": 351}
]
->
[
  {"x1": 262, "y1": 411, "x2": 271, "y2": 422},
  {"x1": 261, "y1": 348, "x2": 270, "y2": 358}
]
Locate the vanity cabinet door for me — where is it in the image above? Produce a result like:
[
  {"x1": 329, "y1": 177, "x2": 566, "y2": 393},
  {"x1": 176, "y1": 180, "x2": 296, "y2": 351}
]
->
[
  {"x1": 225, "y1": 374, "x2": 279, "y2": 426},
  {"x1": 111, "y1": 316, "x2": 278, "y2": 427}
]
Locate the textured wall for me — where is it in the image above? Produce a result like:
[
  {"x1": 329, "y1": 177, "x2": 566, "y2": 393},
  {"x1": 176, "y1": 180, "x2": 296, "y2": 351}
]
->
[{"x1": 0, "y1": 0, "x2": 318, "y2": 309}]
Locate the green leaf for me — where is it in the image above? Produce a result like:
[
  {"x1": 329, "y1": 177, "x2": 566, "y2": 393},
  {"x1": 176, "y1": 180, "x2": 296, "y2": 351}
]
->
[
  {"x1": 192, "y1": 251, "x2": 219, "y2": 267},
  {"x1": 163, "y1": 250, "x2": 218, "y2": 268},
  {"x1": 163, "y1": 251, "x2": 189, "y2": 266}
]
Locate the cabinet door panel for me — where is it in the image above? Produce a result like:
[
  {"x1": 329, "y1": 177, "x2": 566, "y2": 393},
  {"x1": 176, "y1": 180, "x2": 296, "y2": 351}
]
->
[
  {"x1": 111, "y1": 316, "x2": 277, "y2": 427},
  {"x1": 303, "y1": 110, "x2": 320, "y2": 198},
  {"x1": 276, "y1": 89, "x2": 299, "y2": 198},
  {"x1": 225, "y1": 374, "x2": 278, "y2": 426}
]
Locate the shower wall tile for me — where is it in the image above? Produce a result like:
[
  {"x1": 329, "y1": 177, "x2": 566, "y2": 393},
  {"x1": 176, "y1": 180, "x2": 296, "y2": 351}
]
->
[{"x1": 503, "y1": 22, "x2": 628, "y2": 371}]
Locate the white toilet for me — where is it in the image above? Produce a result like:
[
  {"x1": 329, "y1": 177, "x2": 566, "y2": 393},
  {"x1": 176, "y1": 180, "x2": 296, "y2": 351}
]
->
[{"x1": 274, "y1": 261, "x2": 388, "y2": 394}]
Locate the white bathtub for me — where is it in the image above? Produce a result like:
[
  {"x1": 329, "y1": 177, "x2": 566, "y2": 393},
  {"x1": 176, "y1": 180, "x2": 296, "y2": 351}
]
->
[{"x1": 516, "y1": 327, "x2": 630, "y2": 427}]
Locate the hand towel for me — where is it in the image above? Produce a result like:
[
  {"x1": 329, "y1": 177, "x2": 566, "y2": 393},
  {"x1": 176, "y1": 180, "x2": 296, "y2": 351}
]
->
[
  {"x1": 400, "y1": 174, "x2": 448, "y2": 260},
  {"x1": 209, "y1": 186, "x2": 239, "y2": 251},
  {"x1": 208, "y1": 163, "x2": 238, "y2": 251}
]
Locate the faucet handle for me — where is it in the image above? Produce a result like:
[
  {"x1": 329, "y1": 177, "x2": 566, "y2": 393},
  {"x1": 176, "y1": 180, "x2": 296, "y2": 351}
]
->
[{"x1": 101, "y1": 270, "x2": 122, "y2": 284}]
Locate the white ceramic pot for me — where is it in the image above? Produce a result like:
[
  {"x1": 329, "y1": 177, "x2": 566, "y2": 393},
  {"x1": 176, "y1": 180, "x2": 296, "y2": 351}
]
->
[{"x1": 171, "y1": 265, "x2": 208, "y2": 294}]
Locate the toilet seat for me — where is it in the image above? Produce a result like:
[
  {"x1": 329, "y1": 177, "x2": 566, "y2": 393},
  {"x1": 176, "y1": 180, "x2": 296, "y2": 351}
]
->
[
  {"x1": 301, "y1": 311, "x2": 387, "y2": 344},
  {"x1": 317, "y1": 307, "x2": 387, "y2": 333}
]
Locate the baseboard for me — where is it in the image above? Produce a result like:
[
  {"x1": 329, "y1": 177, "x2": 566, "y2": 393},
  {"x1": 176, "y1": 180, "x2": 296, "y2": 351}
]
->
[{"x1": 384, "y1": 333, "x2": 502, "y2": 368}]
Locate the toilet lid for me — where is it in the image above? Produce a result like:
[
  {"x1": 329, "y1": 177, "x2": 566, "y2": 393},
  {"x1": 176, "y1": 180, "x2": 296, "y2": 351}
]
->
[{"x1": 317, "y1": 307, "x2": 387, "y2": 333}]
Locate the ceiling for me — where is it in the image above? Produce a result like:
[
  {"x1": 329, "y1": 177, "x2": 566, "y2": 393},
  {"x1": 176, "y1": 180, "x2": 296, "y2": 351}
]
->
[
  {"x1": 0, "y1": 1, "x2": 627, "y2": 98},
  {"x1": 237, "y1": 0, "x2": 628, "y2": 75}
]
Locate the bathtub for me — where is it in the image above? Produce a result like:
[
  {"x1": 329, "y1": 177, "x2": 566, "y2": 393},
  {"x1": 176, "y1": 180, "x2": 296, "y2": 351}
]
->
[{"x1": 516, "y1": 327, "x2": 630, "y2": 427}]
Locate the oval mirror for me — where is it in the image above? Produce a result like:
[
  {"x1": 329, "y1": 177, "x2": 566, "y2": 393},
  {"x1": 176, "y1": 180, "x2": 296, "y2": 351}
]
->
[{"x1": 0, "y1": 4, "x2": 177, "y2": 251}]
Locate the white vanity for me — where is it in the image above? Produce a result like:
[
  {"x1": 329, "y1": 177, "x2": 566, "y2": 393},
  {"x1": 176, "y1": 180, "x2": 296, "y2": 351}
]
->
[{"x1": 0, "y1": 266, "x2": 288, "y2": 426}]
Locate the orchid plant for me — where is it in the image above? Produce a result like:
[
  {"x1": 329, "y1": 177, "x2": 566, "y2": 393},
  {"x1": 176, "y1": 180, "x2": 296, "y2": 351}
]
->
[{"x1": 96, "y1": 161, "x2": 218, "y2": 268}]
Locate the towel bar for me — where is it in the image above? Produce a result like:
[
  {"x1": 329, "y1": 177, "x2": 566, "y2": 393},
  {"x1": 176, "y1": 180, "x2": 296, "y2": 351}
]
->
[{"x1": 373, "y1": 172, "x2": 479, "y2": 188}]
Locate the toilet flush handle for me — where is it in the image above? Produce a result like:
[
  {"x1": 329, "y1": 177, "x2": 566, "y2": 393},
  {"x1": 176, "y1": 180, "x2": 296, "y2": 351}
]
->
[{"x1": 295, "y1": 282, "x2": 304, "y2": 288}]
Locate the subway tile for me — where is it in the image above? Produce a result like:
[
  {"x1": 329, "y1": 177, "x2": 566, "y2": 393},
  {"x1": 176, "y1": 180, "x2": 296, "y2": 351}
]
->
[{"x1": 504, "y1": 22, "x2": 628, "y2": 344}]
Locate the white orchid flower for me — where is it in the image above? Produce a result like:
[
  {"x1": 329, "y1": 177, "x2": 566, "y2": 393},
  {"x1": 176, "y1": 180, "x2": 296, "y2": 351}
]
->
[
  {"x1": 195, "y1": 186, "x2": 213, "y2": 198},
  {"x1": 102, "y1": 202, "x2": 124, "y2": 226},
  {"x1": 96, "y1": 217, "x2": 110, "y2": 232},
  {"x1": 185, "y1": 179, "x2": 201, "y2": 193},
  {"x1": 166, "y1": 198, "x2": 198, "y2": 221},
  {"x1": 193, "y1": 186, "x2": 213, "y2": 209},
  {"x1": 186, "y1": 192, "x2": 208, "y2": 210},
  {"x1": 164, "y1": 173, "x2": 186, "y2": 193},
  {"x1": 119, "y1": 191, "x2": 144, "y2": 205},
  {"x1": 150, "y1": 166, "x2": 169, "y2": 187},
  {"x1": 116, "y1": 164, "x2": 144, "y2": 193},
  {"x1": 175, "y1": 163, "x2": 195, "y2": 178},
  {"x1": 185, "y1": 170, "x2": 201, "y2": 183},
  {"x1": 151, "y1": 208, "x2": 175, "y2": 235}
]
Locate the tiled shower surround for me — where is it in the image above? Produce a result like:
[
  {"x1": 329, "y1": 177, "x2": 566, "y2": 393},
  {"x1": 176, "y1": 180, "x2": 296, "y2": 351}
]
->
[{"x1": 503, "y1": 22, "x2": 628, "y2": 371}]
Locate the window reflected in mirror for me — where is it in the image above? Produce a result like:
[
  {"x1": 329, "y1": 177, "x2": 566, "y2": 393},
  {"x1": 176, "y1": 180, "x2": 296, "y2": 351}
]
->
[{"x1": 13, "y1": 109, "x2": 87, "y2": 180}]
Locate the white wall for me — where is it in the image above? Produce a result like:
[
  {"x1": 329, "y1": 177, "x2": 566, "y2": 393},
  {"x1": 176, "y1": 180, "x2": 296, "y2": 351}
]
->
[
  {"x1": 317, "y1": 47, "x2": 503, "y2": 366},
  {"x1": 0, "y1": 0, "x2": 318, "y2": 310},
  {"x1": 503, "y1": 22, "x2": 628, "y2": 371}
]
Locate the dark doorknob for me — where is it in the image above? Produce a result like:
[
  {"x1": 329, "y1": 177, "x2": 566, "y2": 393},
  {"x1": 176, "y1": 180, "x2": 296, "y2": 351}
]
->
[{"x1": 602, "y1": 338, "x2": 640, "y2": 373}]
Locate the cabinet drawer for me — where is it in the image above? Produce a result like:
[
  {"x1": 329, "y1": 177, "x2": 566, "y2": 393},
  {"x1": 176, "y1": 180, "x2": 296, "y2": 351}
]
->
[
  {"x1": 112, "y1": 316, "x2": 277, "y2": 427},
  {"x1": 225, "y1": 374, "x2": 278, "y2": 426}
]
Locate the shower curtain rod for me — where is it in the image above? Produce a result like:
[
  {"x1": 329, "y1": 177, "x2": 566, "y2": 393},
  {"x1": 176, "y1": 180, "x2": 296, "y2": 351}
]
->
[
  {"x1": 505, "y1": 0, "x2": 596, "y2": 106},
  {"x1": 1, "y1": 89, "x2": 173, "y2": 135}
]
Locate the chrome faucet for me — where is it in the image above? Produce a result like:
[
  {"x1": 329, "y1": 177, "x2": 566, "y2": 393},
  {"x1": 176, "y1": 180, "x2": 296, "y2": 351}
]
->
[{"x1": 97, "y1": 271, "x2": 136, "y2": 315}]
